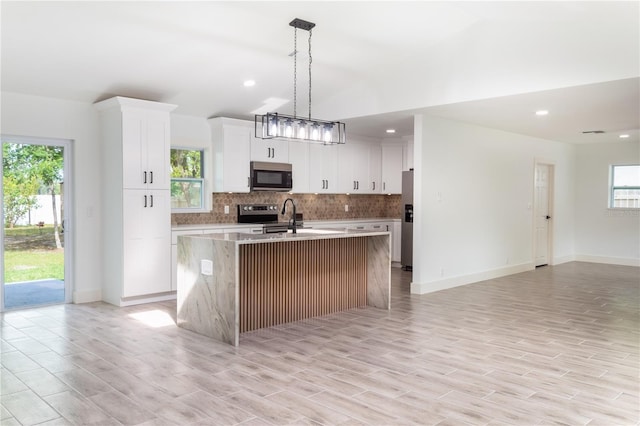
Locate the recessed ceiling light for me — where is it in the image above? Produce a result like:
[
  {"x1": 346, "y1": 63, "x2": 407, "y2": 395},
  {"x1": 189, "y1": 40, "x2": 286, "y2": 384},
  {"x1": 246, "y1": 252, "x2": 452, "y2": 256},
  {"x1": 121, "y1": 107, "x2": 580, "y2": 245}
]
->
[
  {"x1": 243, "y1": 80, "x2": 256, "y2": 87},
  {"x1": 386, "y1": 129, "x2": 396, "y2": 134},
  {"x1": 535, "y1": 110, "x2": 549, "y2": 116},
  {"x1": 619, "y1": 134, "x2": 630, "y2": 138}
]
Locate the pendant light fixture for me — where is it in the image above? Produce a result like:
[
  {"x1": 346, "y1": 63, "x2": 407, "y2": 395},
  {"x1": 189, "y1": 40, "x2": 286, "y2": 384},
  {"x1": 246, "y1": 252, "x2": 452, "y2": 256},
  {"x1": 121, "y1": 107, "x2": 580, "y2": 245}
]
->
[{"x1": 255, "y1": 18, "x2": 346, "y2": 145}]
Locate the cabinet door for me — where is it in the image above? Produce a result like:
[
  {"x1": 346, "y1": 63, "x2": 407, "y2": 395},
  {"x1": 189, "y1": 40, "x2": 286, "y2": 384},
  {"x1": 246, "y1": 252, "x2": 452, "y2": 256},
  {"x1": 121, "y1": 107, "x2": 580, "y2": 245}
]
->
[
  {"x1": 336, "y1": 144, "x2": 364, "y2": 193},
  {"x1": 123, "y1": 190, "x2": 171, "y2": 297},
  {"x1": 145, "y1": 111, "x2": 170, "y2": 190},
  {"x1": 289, "y1": 142, "x2": 309, "y2": 193},
  {"x1": 122, "y1": 111, "x2": 146, "y2": 190},
  {"x1": 122, "y1": 109, "x2": 170, "y2": 190},
  {"x1": 381, "y1": 145, "x2": 404, "y2": 194},
  {"x1": 222, "y1": 125, "x2": 251, "y2": 193},
  {"x1": 368, "y1": 145, "x2": 382, "y2": 193},
  {"x1": 251, "y1": 137, "x2": 289, "y2": 163},
  {"x1": 308, "y1": 144, "x2": 338, "y2": 193}
]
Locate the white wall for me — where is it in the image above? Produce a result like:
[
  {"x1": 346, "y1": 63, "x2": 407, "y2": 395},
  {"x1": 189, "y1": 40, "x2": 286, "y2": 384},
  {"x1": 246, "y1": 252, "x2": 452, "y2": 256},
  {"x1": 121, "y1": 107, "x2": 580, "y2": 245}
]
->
[
  {"x1": 412, "y1": 114, "x2": 576, "y2": 294},
  {"x1": 1, "y1": 92, "x2": 102, "y2": 303},
  {"x1": 575, "y1": 141, "x2": 640, "y2": 266}
]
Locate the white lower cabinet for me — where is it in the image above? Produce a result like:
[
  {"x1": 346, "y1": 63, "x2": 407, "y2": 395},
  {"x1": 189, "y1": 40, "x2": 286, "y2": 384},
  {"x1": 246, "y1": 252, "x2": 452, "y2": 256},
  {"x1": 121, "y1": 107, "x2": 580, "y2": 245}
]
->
[
  {"x1": 306, "y1": 220, "x2": 401, "y2": 263},
  {"x1": 123, "y1": 190, "x2": 171, "y2": 298}
]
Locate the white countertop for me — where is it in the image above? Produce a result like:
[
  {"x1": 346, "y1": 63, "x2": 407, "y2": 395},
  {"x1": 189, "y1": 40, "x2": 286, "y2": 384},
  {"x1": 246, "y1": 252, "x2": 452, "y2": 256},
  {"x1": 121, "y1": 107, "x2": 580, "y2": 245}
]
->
[
  {"x1": 172, "y1": 218, "x2": 400, "y2": 232},
  {"x1": 177, "y1": 228, "x2": 390, "y2": 244}
]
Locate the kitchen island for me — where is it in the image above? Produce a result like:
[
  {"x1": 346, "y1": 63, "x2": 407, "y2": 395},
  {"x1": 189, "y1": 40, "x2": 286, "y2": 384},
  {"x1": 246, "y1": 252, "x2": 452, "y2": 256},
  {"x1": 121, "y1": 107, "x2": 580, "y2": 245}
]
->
[{"x1": 176, "y1": 229, "x2": 390, "y2": 346}]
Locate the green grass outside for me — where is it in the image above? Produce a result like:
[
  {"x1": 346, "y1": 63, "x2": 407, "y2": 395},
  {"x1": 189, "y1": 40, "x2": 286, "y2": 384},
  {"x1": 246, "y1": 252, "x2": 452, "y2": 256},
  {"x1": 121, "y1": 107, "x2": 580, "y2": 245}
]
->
[{"x1": 4, "y1": 225, "x2": 64, "y2": 283}]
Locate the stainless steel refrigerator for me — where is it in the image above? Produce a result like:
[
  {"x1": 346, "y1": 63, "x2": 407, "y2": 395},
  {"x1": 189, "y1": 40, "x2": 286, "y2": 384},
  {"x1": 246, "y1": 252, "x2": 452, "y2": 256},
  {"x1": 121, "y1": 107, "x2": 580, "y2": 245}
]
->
[{"x1": 401, "y1": 169, "x2": 413, "y2": 270}]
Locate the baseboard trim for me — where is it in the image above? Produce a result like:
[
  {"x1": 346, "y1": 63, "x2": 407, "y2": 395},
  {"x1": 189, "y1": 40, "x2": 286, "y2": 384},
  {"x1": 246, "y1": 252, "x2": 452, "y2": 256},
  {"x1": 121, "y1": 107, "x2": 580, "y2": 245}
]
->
[
  {"x1": 73, "y1": 288, "x2": 102, "y2": 304},
  {"x1": 574, "y1": 255, "x2": 640, "y2": 267},
  {"x1": 410, "y1": 262, "x2": 534, "y2": 295},
  {"x1": 552, "y1": 255, "x2": 576, "y2": 265},
  {"x1": 117, "y1": 292, "x2": 177, "y2": 307}
]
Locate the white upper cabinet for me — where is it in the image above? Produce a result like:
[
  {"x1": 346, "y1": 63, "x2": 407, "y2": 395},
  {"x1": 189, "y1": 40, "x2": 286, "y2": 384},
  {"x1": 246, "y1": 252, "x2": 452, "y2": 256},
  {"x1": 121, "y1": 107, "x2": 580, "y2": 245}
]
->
[
  {"x1": 368, "y1": 145, "x2": 382, "y2": 193},
  {"x1": 381, "y1": 145, "x2": 404, "y2": 194},
  {"x1": 308, "y1": 143, "x2": 338, "y2": 193},
  {"x1": 209, "y1": 117, "x2": 251, "y2": 193},
  {"x1": 337, "y1": 143, "x2": 370, "y2": 193},
  {"x1": 120, "y1": 108, "x2": 171, "y2": 190},
  {"x1": 250, "y1": 136, "x2": 289, "y2": 163},
  {"x1": 289, "y1": 141, "x2": 309, "y2": 193}
]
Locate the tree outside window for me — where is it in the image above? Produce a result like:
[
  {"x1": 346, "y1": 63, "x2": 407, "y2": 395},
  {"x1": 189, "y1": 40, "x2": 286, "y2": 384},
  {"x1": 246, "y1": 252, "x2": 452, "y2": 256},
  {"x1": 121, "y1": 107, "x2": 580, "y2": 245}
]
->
[{"x1": 170, "y1": 149, "x2": 204, "y2": 210}]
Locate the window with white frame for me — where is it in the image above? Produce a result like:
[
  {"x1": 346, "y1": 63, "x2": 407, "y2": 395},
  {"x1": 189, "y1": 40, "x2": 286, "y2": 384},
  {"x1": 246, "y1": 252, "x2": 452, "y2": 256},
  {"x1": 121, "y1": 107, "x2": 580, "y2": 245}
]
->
[
  {"x1": 170, "y1": 148, "x2": 205, "y2": 211},
  {"x1": 610, "y1": 164, "x2": 640, "y2": 208}
]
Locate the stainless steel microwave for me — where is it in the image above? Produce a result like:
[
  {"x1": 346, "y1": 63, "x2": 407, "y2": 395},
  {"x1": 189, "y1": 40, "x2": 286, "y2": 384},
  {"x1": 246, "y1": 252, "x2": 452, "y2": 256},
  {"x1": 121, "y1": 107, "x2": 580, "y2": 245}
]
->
[{"x1": 250, "y1": 161, "x2": 293, "y2": 192}]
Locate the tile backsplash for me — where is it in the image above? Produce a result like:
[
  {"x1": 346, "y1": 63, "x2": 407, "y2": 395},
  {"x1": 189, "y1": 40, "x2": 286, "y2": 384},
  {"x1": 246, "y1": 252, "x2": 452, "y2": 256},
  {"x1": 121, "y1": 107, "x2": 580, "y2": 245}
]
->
[{"x1": 172, "y1": 193, "x2": 402, "y2": 225}]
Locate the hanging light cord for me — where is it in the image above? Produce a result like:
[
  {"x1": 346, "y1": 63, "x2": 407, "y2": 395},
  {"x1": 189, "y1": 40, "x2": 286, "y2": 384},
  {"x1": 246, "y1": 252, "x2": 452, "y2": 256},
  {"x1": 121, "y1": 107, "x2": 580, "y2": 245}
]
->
[
  {"x1": 308, "y1": 29, "x2": 312, "y2": 120},
  {"x1": 293, "y1": 27, "x2": 297, "y2": 118}
]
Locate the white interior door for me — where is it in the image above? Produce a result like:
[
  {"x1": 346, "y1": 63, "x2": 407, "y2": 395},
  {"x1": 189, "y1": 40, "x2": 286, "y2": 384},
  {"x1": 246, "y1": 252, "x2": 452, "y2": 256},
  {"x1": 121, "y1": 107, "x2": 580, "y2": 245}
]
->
[{"x1": 534, "y1": 163, "x2": 552, "y2": 267}]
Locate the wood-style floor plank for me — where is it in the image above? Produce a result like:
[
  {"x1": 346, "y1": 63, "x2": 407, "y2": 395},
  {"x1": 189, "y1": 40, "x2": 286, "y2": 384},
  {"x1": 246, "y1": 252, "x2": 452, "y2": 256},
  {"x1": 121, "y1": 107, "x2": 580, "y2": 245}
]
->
[{"x1": 1, "y1": 261, "x2": 638, "y2": 425}]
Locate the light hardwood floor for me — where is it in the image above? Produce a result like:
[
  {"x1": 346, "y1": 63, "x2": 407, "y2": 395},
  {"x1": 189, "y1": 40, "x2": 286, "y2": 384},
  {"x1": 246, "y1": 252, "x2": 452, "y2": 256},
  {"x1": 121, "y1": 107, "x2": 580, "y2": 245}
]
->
[{"x1": 1, "y1": 262, "x2": 638, "y2": 425}]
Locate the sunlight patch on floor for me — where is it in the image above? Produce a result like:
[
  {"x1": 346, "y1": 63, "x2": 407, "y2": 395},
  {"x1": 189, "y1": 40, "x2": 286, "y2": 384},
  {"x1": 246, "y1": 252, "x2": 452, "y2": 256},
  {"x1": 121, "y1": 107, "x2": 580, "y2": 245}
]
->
[{"x1": 128, "y1": 309, "x2": 175, "y2": 328}]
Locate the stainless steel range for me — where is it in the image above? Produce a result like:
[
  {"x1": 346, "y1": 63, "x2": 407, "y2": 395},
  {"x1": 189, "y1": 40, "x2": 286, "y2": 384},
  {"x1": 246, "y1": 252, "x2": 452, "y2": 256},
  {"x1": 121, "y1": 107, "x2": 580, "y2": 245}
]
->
[{"x1": 237, "y1": 203, "x2": 302, "y2": 234}]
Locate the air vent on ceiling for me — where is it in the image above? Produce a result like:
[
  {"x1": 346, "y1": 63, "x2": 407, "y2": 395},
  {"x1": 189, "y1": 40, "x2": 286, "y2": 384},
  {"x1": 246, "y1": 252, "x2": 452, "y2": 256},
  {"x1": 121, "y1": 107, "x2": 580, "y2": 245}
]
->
[{"x1": 582, "y1": 130, "x2": 605, "y2": 134}]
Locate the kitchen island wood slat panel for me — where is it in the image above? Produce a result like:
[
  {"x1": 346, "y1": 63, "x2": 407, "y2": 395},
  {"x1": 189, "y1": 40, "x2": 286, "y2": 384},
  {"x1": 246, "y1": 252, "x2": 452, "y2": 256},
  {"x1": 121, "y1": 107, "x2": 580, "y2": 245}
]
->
[{"x1": 239, "y1": 238, "x2": 368, "y2": 333}]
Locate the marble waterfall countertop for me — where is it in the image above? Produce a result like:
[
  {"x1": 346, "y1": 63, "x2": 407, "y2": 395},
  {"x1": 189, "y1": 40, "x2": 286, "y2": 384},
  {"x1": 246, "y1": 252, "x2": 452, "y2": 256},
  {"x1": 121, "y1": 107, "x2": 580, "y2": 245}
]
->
[
  {"x1": 176, "y1": 228, "x2": 391, "y2": 345},
  {"x1": 184, "y1": 228, "x2": 390, "y2": 244}
]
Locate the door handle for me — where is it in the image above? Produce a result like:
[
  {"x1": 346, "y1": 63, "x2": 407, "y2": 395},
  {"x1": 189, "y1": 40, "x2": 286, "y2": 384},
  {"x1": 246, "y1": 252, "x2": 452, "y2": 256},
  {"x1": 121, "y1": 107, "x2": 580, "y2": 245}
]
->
[
  {"x1": 150, "y1": 171, "x2": 153, "y2": 184},
  {"x1": 545, "y1": 215, "x2": 551, "y2": 219},
  {"x1": 372, "y1": 182, "x2": 375, "y2": 190},
  {"x1": 143, "y1": 171, "x2": 147, "y2": 184},
  {"x1": 144, "y1": 195, "x2": 147, "y2": 208},
  {"x1": 150, "y1": 195, "x2": 154, "y2": 208}
]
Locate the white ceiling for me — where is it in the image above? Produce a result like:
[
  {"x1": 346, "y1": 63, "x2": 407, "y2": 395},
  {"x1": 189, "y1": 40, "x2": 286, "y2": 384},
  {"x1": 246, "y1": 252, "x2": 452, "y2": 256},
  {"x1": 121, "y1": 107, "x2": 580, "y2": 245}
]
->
[{"x1": 1, "y1": 1, "x2": 638, "y2": 145}]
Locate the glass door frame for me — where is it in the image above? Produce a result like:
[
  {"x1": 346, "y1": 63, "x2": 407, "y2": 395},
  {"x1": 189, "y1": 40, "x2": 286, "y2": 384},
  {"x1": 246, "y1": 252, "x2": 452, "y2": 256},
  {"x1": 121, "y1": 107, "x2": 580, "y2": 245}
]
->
[{"x1": 1, "y1": 135, "x2": 74, "y2": 312}]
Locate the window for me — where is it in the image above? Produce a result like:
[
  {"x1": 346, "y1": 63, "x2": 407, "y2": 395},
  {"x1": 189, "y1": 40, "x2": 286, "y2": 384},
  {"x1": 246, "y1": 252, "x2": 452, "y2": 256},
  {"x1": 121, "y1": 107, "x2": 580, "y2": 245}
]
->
[
  {"x1": 610, "y1": 165, "x2": 640, "y2": 208},
  {"x1": 170, "y1": 148, "x2": 204, "y2": 210}
]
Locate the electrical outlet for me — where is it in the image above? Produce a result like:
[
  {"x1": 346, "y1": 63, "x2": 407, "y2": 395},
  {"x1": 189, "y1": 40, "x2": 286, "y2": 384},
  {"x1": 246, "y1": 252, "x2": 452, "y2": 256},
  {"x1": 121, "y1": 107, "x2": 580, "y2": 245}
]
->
[
  {"x1": 344, "y1": 204, "x2": 349, "y2": 212},
  {"x1": 201, "y1": 260, "x2": 213, "y2": 276},
  {"x1": 224, "y1": 205, "x2": 230, "y2": 214}
]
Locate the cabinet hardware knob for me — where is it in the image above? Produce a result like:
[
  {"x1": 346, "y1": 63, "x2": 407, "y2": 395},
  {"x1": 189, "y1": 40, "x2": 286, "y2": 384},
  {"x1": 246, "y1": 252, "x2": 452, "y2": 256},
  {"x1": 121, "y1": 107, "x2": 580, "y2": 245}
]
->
[
  {"x1": 143, "y1": 171, "x2": 147, "y2": 184},
  {"x1": 150, "y1": 171, "x2": 153, "y2": 184},
  {"x1": 144, "y1": 195, "x2": 147, "y2": 208},
  {"x1": 150, "y1": 195, "x2": 154, "y2": 207}
]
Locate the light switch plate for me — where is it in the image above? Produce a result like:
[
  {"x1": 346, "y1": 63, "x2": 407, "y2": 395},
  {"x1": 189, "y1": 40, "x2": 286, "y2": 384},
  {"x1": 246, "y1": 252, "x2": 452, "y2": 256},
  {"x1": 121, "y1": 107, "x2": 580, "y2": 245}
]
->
[
  {"x1": 200, "y1": 260, "x2": 213, "y2": 276},
  {"x1": 224, "y1": 205, "x2": 230, "y2": 214}
]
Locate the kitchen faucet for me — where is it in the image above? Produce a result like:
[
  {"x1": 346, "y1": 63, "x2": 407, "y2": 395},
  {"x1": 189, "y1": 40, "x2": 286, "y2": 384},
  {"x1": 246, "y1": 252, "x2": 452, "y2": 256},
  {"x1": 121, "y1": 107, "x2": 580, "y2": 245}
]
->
[{"x1": 281, "y1": 198, "x2": 297, "y2": 234}]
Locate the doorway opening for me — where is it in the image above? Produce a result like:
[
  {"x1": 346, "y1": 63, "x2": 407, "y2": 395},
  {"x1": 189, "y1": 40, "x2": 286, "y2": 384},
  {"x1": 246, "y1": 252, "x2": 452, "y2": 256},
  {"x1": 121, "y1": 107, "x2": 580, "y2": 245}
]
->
[
  {"x1": 534, "y1": 162, "x2": 554, "y2": 267},
  {"x1": 1, "y1": 136, "x2": 72, "y2": 311}
]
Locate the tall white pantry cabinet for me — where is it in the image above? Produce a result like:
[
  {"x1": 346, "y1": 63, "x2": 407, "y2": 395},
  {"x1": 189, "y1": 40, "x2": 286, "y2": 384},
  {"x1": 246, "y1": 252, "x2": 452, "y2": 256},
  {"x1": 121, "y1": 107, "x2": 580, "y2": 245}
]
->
[{"x1": 95, "y1": 97, "x2": 177, "y2": 306}]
